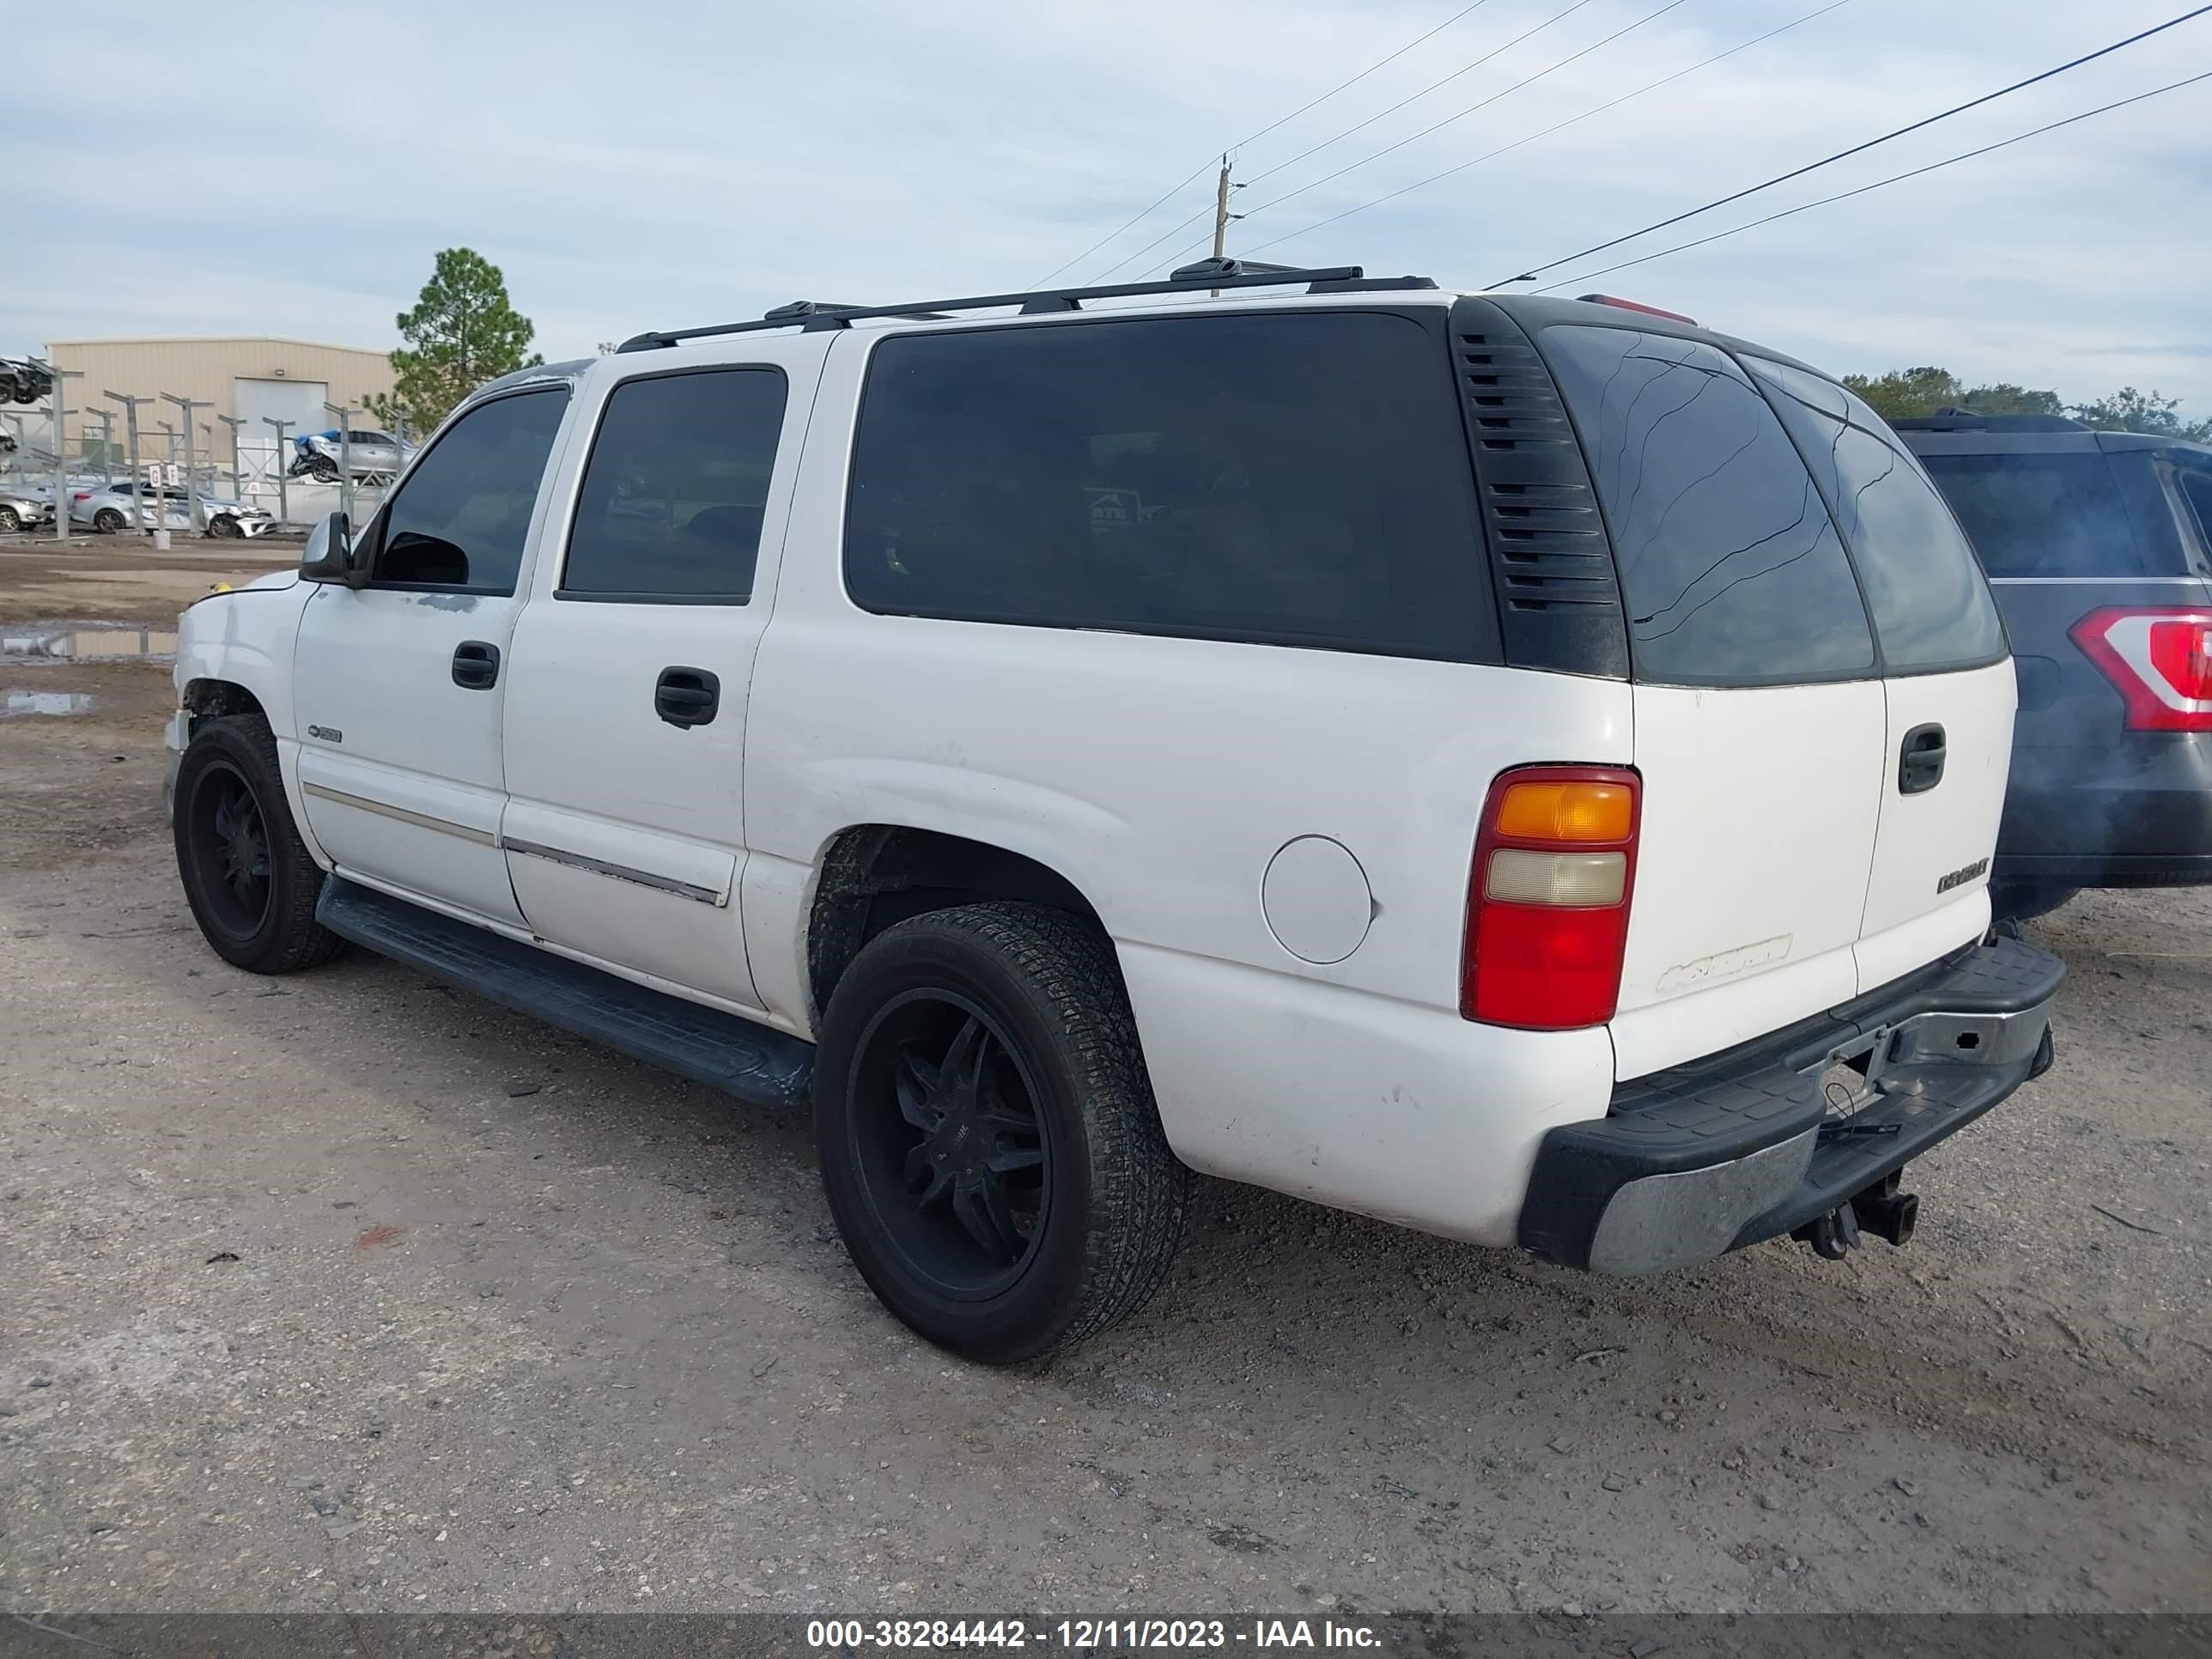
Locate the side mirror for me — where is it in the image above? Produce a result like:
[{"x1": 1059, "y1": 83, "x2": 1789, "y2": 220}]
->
[{"x1": 299, "y1": 511, "x2": 365, "y2": 586}]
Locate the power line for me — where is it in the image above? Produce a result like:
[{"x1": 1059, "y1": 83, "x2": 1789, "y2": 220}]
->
[
  {"x1": 1233, "y1": 0, "x2": 1854, "y2": 260},
  {"x1": 1029, "y1": 161, "x2": 1218, "y2": 290},
  {"x1": 1492, "y1": 2, "x2": 2212, "y2": 286},
  {"x1": 1233, "y1": 0, "x2": 1498, "y2": 154},
  {"x1": 1131, "y1": 0, "x2": 1695, "y2": 280},
  {"x1": 1528, "y1": 66, "x2": 2212, "y2": 291},
  {"x1": 1242, "y1": 0, "x2": 1602, "y2": 187},
  {"x1": 1085, "y1": 0, "x2": 1613, "y2": 286},
  {"x1": 1030, "y1": 0, "x2": 1495, "y2": 289}
]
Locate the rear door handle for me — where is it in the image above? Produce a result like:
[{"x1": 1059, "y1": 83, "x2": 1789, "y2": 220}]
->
[
  {"x1": 1899, "y1": 722, "x2": 1946, "y2": 794},
  {"x1": 655, "y1": 665, "x2": 720, "y2": 729},
  {"x1": 452, "y1": 640, "x2": 501, "y2": 690}
]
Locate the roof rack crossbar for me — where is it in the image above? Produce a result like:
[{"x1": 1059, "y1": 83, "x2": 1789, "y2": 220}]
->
[{"x1": 618, "y1": 264, "x2": 1435, "y2": 351}]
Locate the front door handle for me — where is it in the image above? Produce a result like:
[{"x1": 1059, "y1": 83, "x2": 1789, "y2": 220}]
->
[
  {"x1": 452, "y1": 640, "x2": 501, "y2": 690},
  {"x1": 655, "y1": 665, "x2": 720, "y2": 729},
  {"x1": 1899, "y1": 722, "x2": 1946, "y2": 794}
]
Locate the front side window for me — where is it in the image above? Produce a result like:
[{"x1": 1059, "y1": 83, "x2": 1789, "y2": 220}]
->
[
  {"x1": 844, "y1": 312, "x2": 1492, "y2": 660},
  {"x1": 1540, "y1": 325, "x2": 1875, "y2": 685},
  {"x1": 368, "y1": 388, "x2": 567, "y2": 592},
  {"x1": 1746, "y1": 359, "x2": 2007, "y2": 672},
  {"x1": 562, "y1": 368, "x2": 788, "y2": 601}
]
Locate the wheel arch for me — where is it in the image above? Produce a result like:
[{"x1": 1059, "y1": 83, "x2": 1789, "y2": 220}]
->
[
  {"x1": 804, "y1": 824, "x2": 1110, "y2": 1022},
  {"x1": 181, "y1": 676, "x2": 270, "y2": 736}
]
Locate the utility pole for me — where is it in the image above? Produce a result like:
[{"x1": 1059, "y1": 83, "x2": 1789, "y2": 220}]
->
[
  {"x1": 48, "y1": 368, "x2": 82, "y2": 544},
  {"x1": 162, "y1": 394, "x2": 211, "y2": 534},
  {"x1": 1208, "y1": 155, "x2": 1247, "y2": 297},
  {"x1": 1212, "y1": 154, "x2": 1232, "y2": 263},
  {"x1": 104, "y1": 391, "x2": 155, "y2": 538},
  {"x1": 263, "y1": 416, "x2": 294, "y2": 526}
]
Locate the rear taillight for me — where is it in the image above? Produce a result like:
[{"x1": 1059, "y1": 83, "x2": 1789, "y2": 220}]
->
[
  {"x1": 2069, "y1": 606, "x2": 2212, "y2": 732},
  {"x1": 70, "y1": 491, "x2": 90, "y2": 501},
  {"x1": 1462, "y1": 766, "x2": 1640, "y2": 1030}
]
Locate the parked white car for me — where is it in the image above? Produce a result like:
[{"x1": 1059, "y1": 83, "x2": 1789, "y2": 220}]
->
[
  {"x1": 73, "y1": 481, "x2": 276, "y2": 538},
  {"x1": 163, "y1": 262, "x2": 2063, "y2": 1362}
]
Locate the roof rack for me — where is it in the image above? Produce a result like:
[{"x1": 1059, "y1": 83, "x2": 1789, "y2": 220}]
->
[
  {"x1": 617, "y1": 259, "x2": 1438, "y2": 352},
  {"x1": 1887, "y1": 409, "x2": 2087, "y2": 434}
]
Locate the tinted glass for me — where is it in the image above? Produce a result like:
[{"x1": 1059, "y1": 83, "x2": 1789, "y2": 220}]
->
[
  {"x1": 2174, "y1": 463, "x2": 2212, "y2": 556},
  {"x1": 564, "y1": 368, "x2": 787, "y2": 601},
  {"x1": 372, "y1": 389, "x2": 566, "y2": 591},
  {"x1": 1747, "y1": 360, "x2": 2007, "y2": 672},
  {"x1": 1539, "y1": 325, "x2": 1874, "y2": 685},
  {"x1": 1914, "y1": 452, "x2": 2144, "y2": 578},
  {"x1": 844, "y1": 313, "x2": 1492, "y2": 659}
]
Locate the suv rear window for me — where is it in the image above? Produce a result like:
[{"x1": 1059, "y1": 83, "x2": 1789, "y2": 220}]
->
[
  {"x1": 1906, "y1": 452, "x2": 2145, "y2": 580},
  {"x1": 1745, "y1": 360, "x2": 2007, "y2": 673},
  {"x1": 1538, "y1": 325, "x2": 1875, "y2": 685},
  {"x1": 844, "y1": 313, "x2": 1492, "y2": 659}
]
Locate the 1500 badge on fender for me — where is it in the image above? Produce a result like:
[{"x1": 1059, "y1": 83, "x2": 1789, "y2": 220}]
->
[{"x1": 1937, "y1": 856, "x2": 1991, "y2": 894}]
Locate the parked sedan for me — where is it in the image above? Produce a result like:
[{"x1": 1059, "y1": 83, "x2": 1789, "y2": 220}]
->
[
  {"x1": 70, "y1": 482, "x2": 276, "y2": 538},
  {"x1": 0, "y1": 484, "x2": 55, "y2": 533},
  {"x1": 289, "y1": 428, "x2": 413, "y2": 483}
]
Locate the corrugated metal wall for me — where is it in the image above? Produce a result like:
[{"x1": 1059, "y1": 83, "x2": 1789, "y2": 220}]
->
[{"x1": 44, "y1": 338, "x2": 396, "y2": 449}]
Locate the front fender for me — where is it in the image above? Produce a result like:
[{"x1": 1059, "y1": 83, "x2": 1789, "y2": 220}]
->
[{"x1": 175, "y1": 579, "x2": 324, "y2": 862}]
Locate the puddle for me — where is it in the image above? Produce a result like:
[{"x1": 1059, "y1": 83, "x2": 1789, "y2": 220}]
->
[
  {"x1": 3, "y1": 690, "x2": 96, "y2": 719},
  {"x1": 1, "y1": 623, "x2": 179, "y2": 661}
]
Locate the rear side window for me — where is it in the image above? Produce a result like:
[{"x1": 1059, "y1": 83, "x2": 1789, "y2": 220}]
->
[
  {"x1": 2172, "y1": 460, "x2": 2212, "y2": 558},
  {"x1": 1746, "y1": 360, "x2": 2007, "y2": 672},
  {"x1": 1538, "y1": 325, "x2": 1875, "y2": 685},
  {"x1": 844, "y1": 313, "x2": 1492, "y2": 660},
  {"x1": 1912, "y1": 452, "x2": 2144, "y2": 578},
  {"x1": 563, "y1": 368, "x2": 788, "y2": 602}
]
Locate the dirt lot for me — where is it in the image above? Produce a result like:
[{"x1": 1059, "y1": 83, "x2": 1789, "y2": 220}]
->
[{"x1": 1, "y1": 539, "x2": 2207, "y2": 1623}]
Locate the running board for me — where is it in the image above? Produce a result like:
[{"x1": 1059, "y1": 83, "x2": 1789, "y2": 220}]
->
[{"x1": 315, "y1": 877, "x2": 814, "y2": 1108}]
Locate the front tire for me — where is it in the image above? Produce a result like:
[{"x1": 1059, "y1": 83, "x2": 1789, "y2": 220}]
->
[
  {"x1": 0, "y1": 506, "x2": 19, "y2": 533},
  {"x1": 207, "y1": 514, "x2": 241, "y2": 538},
  {"x1": 815, "y1": 902, "x2": 1193, "y2": 1364},
  {"x1": 173, "y1": 714, "x2": 346, "y2": 974}
]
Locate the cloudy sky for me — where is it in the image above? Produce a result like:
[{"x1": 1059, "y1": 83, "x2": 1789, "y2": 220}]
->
[{"x1": 10, "y1": 0, "x2": 2209, "y2": 410}]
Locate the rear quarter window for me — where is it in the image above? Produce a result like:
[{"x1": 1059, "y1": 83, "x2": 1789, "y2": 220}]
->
[
  {"x1": 843, "y1": 311, "x2": 1494, "y2": 660},
  {"x1": 1745, "y1": 359, "x2": 2008, "y2": 673},
  {"x1": 1911, "y1": 451, "x2": 2146, "y2": 578},
  {"x1": 1537, "y1": 325, "x2": 1875, "y2": 686}
]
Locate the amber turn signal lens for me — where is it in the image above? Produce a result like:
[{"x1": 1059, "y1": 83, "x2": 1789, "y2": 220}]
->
[{"x1": 1492, "y1": 781, "x2": 1634, "y2": 842}]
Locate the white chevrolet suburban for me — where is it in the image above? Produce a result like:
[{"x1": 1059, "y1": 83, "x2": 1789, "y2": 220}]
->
[{"x1": 167, "y1": 261, "x2": 2064, "y2": 1363}]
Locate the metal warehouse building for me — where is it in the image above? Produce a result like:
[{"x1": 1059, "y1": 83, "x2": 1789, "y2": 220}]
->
[{"x1": 45, "y1": 337, "x2": 394, "y2": 482}]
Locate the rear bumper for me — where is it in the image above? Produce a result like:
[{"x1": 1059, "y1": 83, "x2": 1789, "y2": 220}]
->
[
  {"x1": 1996, "y1": 738, "x2": 2212, "y2": 888},
  {"x1": 1518, "y1": 935, "x2": 2064, "y2": 1273}
]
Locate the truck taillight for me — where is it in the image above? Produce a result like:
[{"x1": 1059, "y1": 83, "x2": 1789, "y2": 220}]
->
[
  {"x1": 2069, "y1": 606, "x2": 2212, "y2": 732},
  {"x1": 1462, "y1": 766, "x2": 1640, "y2": 1030}
]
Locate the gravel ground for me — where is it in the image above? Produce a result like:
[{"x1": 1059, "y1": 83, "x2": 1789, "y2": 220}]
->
[{"x1": 0, "y1": 545, "x2": 2207, "y2": 1622}]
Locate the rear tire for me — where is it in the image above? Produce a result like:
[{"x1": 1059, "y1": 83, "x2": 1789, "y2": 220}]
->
[
  {"x1": 1989, "y1": 881, "x2": 2078, "y2": 924},
  {"x1": 0, "y1": 506, "x2": 19, "y2": 534},
  {"x1": 93, "y1": 507, "x2": 125, "y2": 533},
  {"x1": 173, "y1": 714, "x2": 346, "y2": 974},
  {"x1": 815, "y1": 902, "x2": 1193, "y2": 1365}
]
